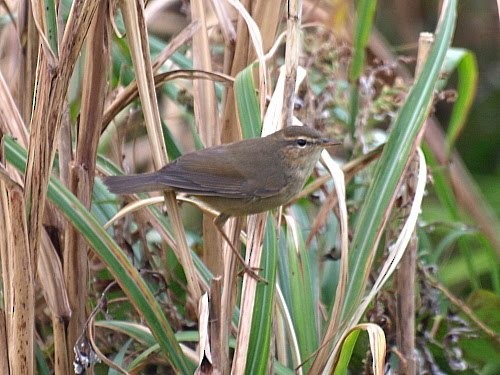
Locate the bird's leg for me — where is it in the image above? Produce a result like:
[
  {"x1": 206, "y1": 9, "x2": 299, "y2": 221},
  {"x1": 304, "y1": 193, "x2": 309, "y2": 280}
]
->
[{"x1": 214, "y1": 214, "x2": 267, "y2": 283}]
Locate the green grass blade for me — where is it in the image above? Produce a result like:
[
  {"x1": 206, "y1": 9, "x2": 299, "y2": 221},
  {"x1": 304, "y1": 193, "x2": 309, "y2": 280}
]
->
[
  {"x1": 234, "y1": 64, "x2": 262, "y2": 139},
  {"x1": 277, "y1": 218, "x2": 318, "y2": 372},
  {"x1": 45, "y1": 0, "x2": 58, "y2": 54},
  {"x1": 445, "y1": 49, "x2": 478, "y2": 154},
  {"x1": 333, "y1": 330, "x2": 360, "y2": 375},
  {"x1": 348, "y1": 0, "x2": 378, "y2": 133},
  {"x1": 245, "y1": 217, "x2": 278, "y2": 374},
  {"x1": 341, "y1": 0, "x2": 457, "y2": 322},
  {"x1": 349, "y1": 0, "x2": 378, "y2": 82}
]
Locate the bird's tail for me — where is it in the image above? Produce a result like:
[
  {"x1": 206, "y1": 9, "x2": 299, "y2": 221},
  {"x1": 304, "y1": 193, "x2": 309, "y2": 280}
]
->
[{"x1": 102, "y1": 173, "x2": 167, "y2": 194}]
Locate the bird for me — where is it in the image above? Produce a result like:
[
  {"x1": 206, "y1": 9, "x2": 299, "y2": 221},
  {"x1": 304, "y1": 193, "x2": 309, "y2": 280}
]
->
[{"x1": 103, "y1": 126, "x2": 338, "y2": 280}]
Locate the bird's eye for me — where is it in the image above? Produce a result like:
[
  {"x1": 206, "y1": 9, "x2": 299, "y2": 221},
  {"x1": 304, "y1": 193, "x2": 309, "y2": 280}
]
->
[{"x1": 296, "y1": 138, "x2": 307, "y2": 147}]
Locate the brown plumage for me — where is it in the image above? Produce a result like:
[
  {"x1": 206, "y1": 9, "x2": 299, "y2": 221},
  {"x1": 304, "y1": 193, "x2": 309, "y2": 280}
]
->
[{"x1": 103, "y1": 126, "x2": 336, "y2": 220}]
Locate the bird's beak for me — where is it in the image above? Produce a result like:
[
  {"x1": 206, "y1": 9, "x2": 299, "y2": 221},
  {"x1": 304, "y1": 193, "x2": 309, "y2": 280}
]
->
[{"x1": 321, "y1": 138, "x2": 341, "y2": 147}]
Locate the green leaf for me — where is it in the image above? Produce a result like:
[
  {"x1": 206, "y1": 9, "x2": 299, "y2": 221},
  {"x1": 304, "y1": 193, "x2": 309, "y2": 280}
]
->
[
  {"x1": 108, "y1": 339, "x2": 132, "y2": 375},
  {"x1": 444, "y1": 49, "x2": 478, "y2": 154},
  {"x1": 45, "y1": 0, "x2": 58, "y2": 54},
  {"x1": 234, "y1": 64, "x2": 262, "y2": 138},
  {"x1": 277, "y1": 219, "x2": 318, "y2": 373},
  {"x1": 245, "y1": 217, "x2": 278, "y2": 374},
  {"x1": 349, "y1": 0, "x2": 378, "y2": 82},
  {"x1": 348, "y1": 0, "x2": 378, "y2": 133},
  {"x1": 334, "y1": 330, "x2": 360, "y2": 375}
]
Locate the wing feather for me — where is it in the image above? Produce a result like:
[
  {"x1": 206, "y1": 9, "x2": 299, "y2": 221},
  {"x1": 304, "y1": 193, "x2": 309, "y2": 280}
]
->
[{"x1": 155, "y1": 145, "x2": 285, "y2": 199}]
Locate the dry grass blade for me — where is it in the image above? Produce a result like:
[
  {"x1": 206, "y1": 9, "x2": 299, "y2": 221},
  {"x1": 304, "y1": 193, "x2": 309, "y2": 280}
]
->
[
  {"x1": 119, "y1": 0, "x2": 166, "y2": 167},
  {"x1": 0, "y1": 170, "x2": 10, "y2": 374},
  {"x1": 362, "y1": 323, "x2": 387, "y2": 375},
  {"x1": 318, "y1": 150, "x2": 349, "y2": 338},
  {"x1": 0, "y1": 175, "x2": 10, "y2": 281},
  {"x1": 190, "y1": 0, "x2": 223, "y2": 283},
  {"x1": 104, "y1": 196, "x2": 164, "y2": 229},
  {"x1": 226, "y1": 0, "x2": 267, "y2": 112},
  {"x1": 24, "y1": 0, "x2": 99, "y2": 304},
  {"x1": 63, "y1": 1, "x2": 110, "y2": 363},
  {"x1": 119, "y1": 0, "x2": 202, "y2": 301},
  {"x1": 0, "y1": 71, "x2": 28, "y2": 146},
  {"x1": 39, "y1": 231, "x2": 71, "y2": 317},
  {"x1": 210, "y1": 0, "x2": 236, "y2": 44},
  {"x1": 60, "y1": 0, "x2": 101, "y2": 63},
  {"x1": 102, "y1": 69, "x2": 233, "y2": 129},
  {"x1": 0, "y1": 310, "x2": 7, "y2": 374},
  {"x1": 40, "y1": 230, "x2": 72, "y2": 373},
  {"x1": 282, "y1": 0, "x2": 302, "y2": 127},
  {"x1": 219, "y1": 0, "x2": 276, "y2": 142},
  {"x1": 190, "y1": 0, "x2": 220, "y2": 147},
  {"x1": 8, "y1": 191, "x2": 34, "y2": 373},
  {"x1": 196, "y1": 293, "x2": 213, "y2": 371},
  {"x1": 219, "y1": 216, "x2": 241, "y2": 372},
  {"x1": 151, "y1": 19, "x2": 201, "y2": 73},
  {"x1": 208, "y1": 277, "x2": 224, "y2": 371},
  {"x1": 262, "y1": 65, "x2": 307, "y2": 135},
  {"x1": 0, "y1": 172, "x2": 34, "y2": 374},
  {"x1": 64, "y1": 164, "x2": 92, "y2": 361},
  {"x1": 77, "y1": 0, "x2": 109, "y2": 186},
  {"x1": 232, "y1": 213, "x2": 267, "y2": 373},
  {"x1": 16, "y1": 0, "x2": 38, "y2": 124}
]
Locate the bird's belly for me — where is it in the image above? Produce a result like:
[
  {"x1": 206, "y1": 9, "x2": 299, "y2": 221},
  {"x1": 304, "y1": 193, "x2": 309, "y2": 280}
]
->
[{"x1": 198, "y1": 192, "x2": 295, "y2": 217}]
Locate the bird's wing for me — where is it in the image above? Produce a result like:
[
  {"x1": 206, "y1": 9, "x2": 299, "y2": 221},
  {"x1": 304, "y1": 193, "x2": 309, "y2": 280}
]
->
[{"x1": 156, "y1": 146, "x2": 285, "y2": 199}]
